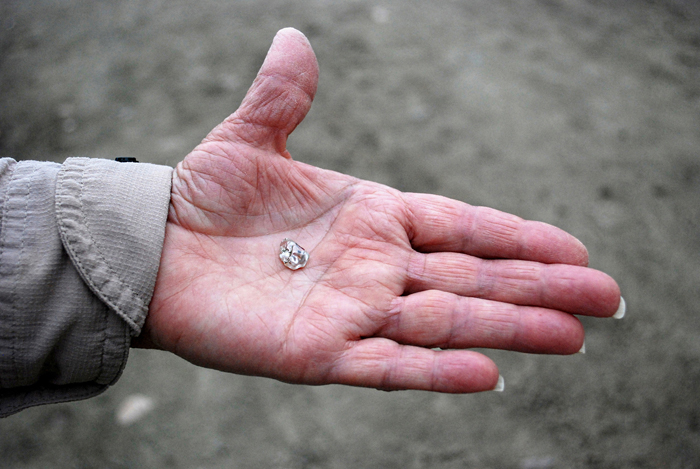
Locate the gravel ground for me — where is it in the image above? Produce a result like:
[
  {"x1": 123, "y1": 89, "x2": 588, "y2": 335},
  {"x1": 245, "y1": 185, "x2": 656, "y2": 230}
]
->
[{"x1": 1, "y1": 1, "x2": 700, "y2": 467}]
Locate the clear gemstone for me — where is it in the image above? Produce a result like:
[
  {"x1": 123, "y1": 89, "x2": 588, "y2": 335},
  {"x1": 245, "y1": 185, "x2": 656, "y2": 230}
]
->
[{"x1": 279, "y1": 238, "x2": 309, "y2": 270}]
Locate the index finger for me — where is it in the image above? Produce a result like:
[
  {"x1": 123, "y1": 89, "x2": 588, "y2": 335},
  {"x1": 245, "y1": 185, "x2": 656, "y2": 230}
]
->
[{"x1": 403, "y1": 193, "x2": 589, "y2": 266}]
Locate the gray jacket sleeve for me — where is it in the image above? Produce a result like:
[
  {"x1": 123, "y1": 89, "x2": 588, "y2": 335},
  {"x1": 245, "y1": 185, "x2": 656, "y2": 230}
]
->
[{"x1": 0, "y1": 157, "x2": 172, "y2": 417}]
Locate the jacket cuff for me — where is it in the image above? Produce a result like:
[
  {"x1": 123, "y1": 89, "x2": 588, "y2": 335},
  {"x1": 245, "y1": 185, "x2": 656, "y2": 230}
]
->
[
  {"x1": 0, "y1": 158, "x2": 172, "y2": 417},
  {"x1": 56, "y1": 158, "x2": 173, "y2": 336}
]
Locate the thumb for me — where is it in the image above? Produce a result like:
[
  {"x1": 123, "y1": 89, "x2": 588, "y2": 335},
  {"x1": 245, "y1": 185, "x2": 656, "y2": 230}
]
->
[{"x1": 210, "y1": 28, "x2": 319, "y2": 158}]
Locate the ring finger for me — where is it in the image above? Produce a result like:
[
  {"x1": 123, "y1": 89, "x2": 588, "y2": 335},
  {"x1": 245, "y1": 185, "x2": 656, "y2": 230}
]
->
[{"x1": 382, "y1": 290, "x2": 585, "y2": 354}]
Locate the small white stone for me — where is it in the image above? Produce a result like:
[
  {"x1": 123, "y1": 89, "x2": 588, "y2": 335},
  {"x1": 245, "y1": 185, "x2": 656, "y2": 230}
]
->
[
  {"x1": 115, "y1": 394, "x2": 155, "y2": 426},
  {"x1": 279, "y1": 238, "x2": 309, "y2": 270},
  {"x1": 371, "y1": 6, "x2": 391, "y2": 24}
]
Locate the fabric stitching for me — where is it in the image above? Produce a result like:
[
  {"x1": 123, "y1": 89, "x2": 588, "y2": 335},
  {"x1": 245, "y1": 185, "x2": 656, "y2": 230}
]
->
[
  {"x1": 78, "y1": 165, "x2": 150, "y2": 305},
  {"x1": 0, "y1": 166, "x2": 9, "y2": 389},
  {"x1": 56, "y1": 160, "x2": 146, "y2": 333},
  {"x1": 15, "y1": 166, "x2": 30, "y2": 385},
  {"x1": 99, "y1": 295, "x2": 109, "y2": 383},
  {"x1": 8, "y1": 164, "x2": 30, "y2": 386},
  {"x1": 0, "y1": 162, "x2": 18, "y2": 388},
  {"x1": 76, "y1": 166, "x2": 147, "y2": 325},
  {"x1": 0, "y1": 161, "x2": 11, "y2": 240},
  {"x1": 76, "y1": 175, "x2": 109, "y2": 381}
]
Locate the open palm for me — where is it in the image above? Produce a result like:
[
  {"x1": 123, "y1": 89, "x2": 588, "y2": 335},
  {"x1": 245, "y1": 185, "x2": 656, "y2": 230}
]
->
[{"x1": 142, "y1": 29, "x2": 621, "y2": 393}]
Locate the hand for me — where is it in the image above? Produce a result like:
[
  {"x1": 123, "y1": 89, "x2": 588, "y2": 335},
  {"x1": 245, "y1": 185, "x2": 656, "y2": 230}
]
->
[{"x1": 140, "y1": 28, "x2": 621, "y2": 393}]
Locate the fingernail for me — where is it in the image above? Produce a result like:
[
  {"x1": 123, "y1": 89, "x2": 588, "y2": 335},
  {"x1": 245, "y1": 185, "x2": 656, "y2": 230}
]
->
[
  {"x1": 613, "y1": 296, "x2": 626, "y2": 320},
  {"x1": 578, "y1": 341, "x2": 586, "y2": 354},
  {"x1": 492, "y1": 375, "x2": 505, "y2": 392}
]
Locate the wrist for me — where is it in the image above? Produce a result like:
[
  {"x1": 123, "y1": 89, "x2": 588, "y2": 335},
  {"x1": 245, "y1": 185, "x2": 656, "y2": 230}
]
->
[{"x1": 130, "y1": 317, "x2": 160, "y2": 349}]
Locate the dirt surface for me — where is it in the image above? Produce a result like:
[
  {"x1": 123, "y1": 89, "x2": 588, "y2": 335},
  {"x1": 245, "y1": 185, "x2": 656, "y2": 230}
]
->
[{"x1": 1, "y1": 0, "x2": 700, "y2": 467}]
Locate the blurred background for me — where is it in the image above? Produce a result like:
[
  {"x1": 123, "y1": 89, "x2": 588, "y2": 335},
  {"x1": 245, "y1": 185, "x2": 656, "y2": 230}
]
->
[{"x1": 1, "y1": 0, "x2": 699, "y2": 467}]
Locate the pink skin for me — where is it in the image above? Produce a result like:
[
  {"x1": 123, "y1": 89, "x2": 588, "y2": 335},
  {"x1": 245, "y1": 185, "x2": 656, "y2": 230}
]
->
[{"x1": 137, "y1": 28, "x2": 621, "y2": 393}]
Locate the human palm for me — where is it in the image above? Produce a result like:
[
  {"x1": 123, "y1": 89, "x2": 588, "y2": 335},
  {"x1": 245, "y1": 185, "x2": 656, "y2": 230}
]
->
[{"x1": 143, "y1": 29, "x2": 621, "y2": 393}]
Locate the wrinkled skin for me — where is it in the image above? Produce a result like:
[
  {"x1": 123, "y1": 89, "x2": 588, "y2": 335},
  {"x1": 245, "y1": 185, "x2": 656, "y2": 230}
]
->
[{"x1": 138, "y1": 28, "x2": 621, "y2": 393}]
